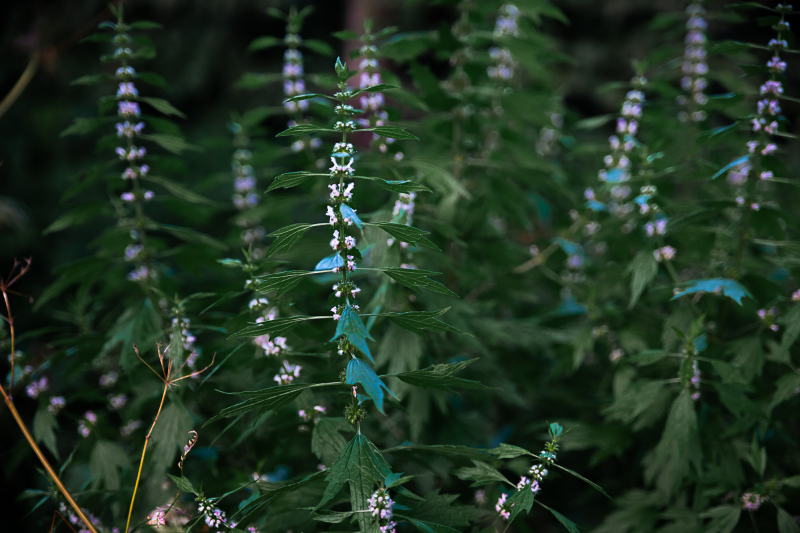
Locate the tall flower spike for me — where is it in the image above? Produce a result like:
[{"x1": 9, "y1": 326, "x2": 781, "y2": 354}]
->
[
  {"x1": 678, "y1": 3, "x2": 708, "y2": 123},
  {"x1": 230, "y1": 123, "x2": 266, "y2": 260}
]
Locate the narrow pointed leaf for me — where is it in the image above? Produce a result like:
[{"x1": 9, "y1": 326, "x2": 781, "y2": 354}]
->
[
  {"x1": 255, "y1": 270, "x2": 313, "y2": 296},
  {"x1": 346, "y1": 358, "x2": 395, "y2": 413},
  {"x1": 229, "y1": 315, "x2": 317, "y2": 338},
  {"x1": 266, "y1": 171, "x2": 316, "y2": 192},
  {"x1": 383, "y1": 308, "x2": 466, "y2": 337},
  {"x1": 382, "y1": 268, "x2": 457, "y2": 297},
  {"x1": 266, "y1": 223, "x2": 313, "y2": 258},
  {"x1": 366, "y1": 126, "x2": 419, "y2": 140},
  {"x1": 372, "y1": 222, "x2": 440, "y2": 250}
]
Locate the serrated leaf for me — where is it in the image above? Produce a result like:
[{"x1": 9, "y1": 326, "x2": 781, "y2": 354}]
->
[
  {"x1": 255, "y1": 270, "x2": 313, "y2": 296},
  {"x1": 362, "y1": 177, "x2": 432, "y2": 194},
  {"x1": 366, "y1": 126, "x2": 419, "y2": 140},
  {"x1": 390, "y1": 359, "x2": 489, "y2": 391},
  {"x1": 168, "y1": 474, "x2": 198, "y2": 494},
  {"x1": 385, "y1": 308, "x2": 465, "y2": 337},
  {"x1": 237, "y1": 471, "x2": 326, "y2": 527},
  {"x1": 89, "y1": 441, "x2": 129, "y2": 490},
  {"x1": 139, "y1": 97, "x2": 186, "y2": 118},
  {"x1": 537, "y1": 502, "x2": 580, "y2": 533},
  {"x1": 248, "y1": 36, "x2": 281, "y2": 51},
  {"x1": 283, "y1": 93, "x2": 337, "y2": 103},
  {"x1": 229, "y1": 315, "x2": 316, "y2": 339},
  {"x1": 672, "y1": 278, "x2": 753, "y2": 305},
  {"x1": 507, "y1": 487, "x2": 535, "y2": 523},
  {"x1": 382, "y1": 268, "x2": 457, "y2": 297},
  {"x1": 276, "y1": 124, "x2": 324, "y2": 137},
  {"x1": 626, "y1": 249, "x2": 658, "y2": 308},
  {"x1": 405, "y1": 518, "x2": 461, "y2": 533},
  {"x1": 700, "y1": 505, "x2": 741, "y2": 533},
  {"x1": 552, "y1": 463, "x2": 611, "y2": 499},
  {"x1": 311, "y1": 510, "x2": 355, "y2": 523},
  {"x1": 333, "y1": 305, "x2": 374, "y2": 361},
  {"x1": 372, "y1": 222, "x2": 439, "y2": 250},
  {"x1": 408, "y1": 490, "x2": 482, "y2": 526},
  {"x1": 770, "y1": 373, "x2": 800, "y2": 410},
  {"x1": 779, "y1": 304, "x2": 800, "y2": 356},
  {"x1": 266, "y1": 171, "x2": 316, "y2": 192},
  {"x1": 382, "y1": 444, "x2": 491, "y2": 461},
  {"x1": 266, "y1": 223, "x2": 313, "y2": 258},
  {"x1": 42, "y1": 201, "x2": 107, "y2": 234},
  {"x1": 154, "y1": 223, "x2": 228, "y2": 250},
  {"x1": 312, "y1": 417, "x2": 353, "y2": 466},
  {"x1": 488, "y1": 443, "x2": 535, "y2": 459},
  {"x1": 454, "y1": 460, "x2": 511, "y2": 487},
  {"x1": 33, "y1": 407, "x2": 59, "y2": 460},
  {"x1": 205, "y1": 382, "x2": 338, "y2": 424}
]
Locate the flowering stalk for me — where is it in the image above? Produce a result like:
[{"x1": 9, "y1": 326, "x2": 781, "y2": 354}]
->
[{"x1": 678, "y1": 3, "x2": 709, "y2": 123}]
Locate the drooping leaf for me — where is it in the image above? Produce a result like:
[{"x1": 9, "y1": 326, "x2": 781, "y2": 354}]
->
[
  {"x1": 365, "y1": 126, "x2": 419, "y2": 140},
  {"x1": 333, "y1": 305, "x2": 374, "y2": 361},
  {"x1": 140, "y1": 133, "x2": 201, "y2": 154},
  {"x1": 139, "y1": 97, "x2": 186, "y2": 118},
  {"x1": 247, "y1": 36, "x2": 282, "y2": 51},
  {"x1": 168, "y1": 474, "x2": 198, "y2": 495},
  {"x1": 153, "y1": 223, "x2": 228, "y2": 250},
  {"x1": 255, "y1": 270, "x2": 314, "y2": 296},
  {"x1": 205, "y1": 382, "x2": 339, "y2": 425},
  {"x1": 142, "y1": 175, "x2": 213, "y2": 204},
  {"x1": 507, "y1": 486, "x2": 535, "y2": 523},
  {"x1": 302, "y1": 39, "x2": 336, "y2": 56},
  {"x1": 360, "y1": 176, "x2": 432, "y2": 194},
  {"x1": 390, "y1": 359, "x2": 490, "y2": 391},
  {"x1": 672, "y1": 278, "x2": 753, "y2": 305},
  {"x1": 316, "y1": 254, "x2": 345, "y2": 271},
  {"x1": 552, "y1": 463, "x2": 612, "y2": 500},
  {"x1": 266, "y1": 224, "x2": 313, "y2": 258},
  {"x1": 372, "y1": 222, "x2": 440, "y2": 250},
  {"x1": 701, "y1": 505, "x2": 742, "y2": 533},
  {"x1": 60, "y1": 117, "x2": 112, "y2": 136},
  {"x1": 382, "y1": 444, "x2": 492, "y2": 461},
  {"x1": 488, "y1": 443, "x2": 536, "y2": 459},
  {"x1": 229, "y1": 315, "x2": 317, "y2": 339},
  {"x1": 777, "y1": 506, "x2": 800, "y2": 533},
  {"x1": 537, "y1": 502, "x2": 581, "y2": 533},
  {"x1": 384, "y1": 308, "x2": 466, "y2": 337},
  {"x1": 346, "y1": 358, "x2": 395, "y2": 413},
  {"x1": 712, "y1": 155, "x2": 749, "y2": 180},
  {"x1": 276, "y1": 124, "x2": 324, "y2": 137},
  {"x1": 42, "y1": 202, "x2": 107, "y2": 234},
  {"x1": 382, "y1": 268, "x2": 458, "y2": 297},
  {"x1": 626, "y1": 249, "x2": 658, "y2": 308}
]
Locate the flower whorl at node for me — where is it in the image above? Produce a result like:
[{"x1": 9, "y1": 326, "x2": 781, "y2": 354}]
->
[
  {"x1": 282, "y1": 45, "x2": 307, "y2": 113},
  {"x1": 78, "y1": 411, "x2": 96, "y2": 438},
  {"x1": 368, "y1": 488, "x2": 395, "y2": 521},
  {"x1": 25, "y1": 377, "x2": 48, "y2": 399},
  {"x1": 198, "y1": 499, "x2": 227, "y2": 529},
  {"x1": 678, "y1": 3, "x2": 708, "y2": 123},
  {"x1": 741, "y1": 492, "x2": 767, "y2": 511},
  {"x1": 689, "y1": 359, "x2": 701, "y2": 401},
  {"x1": 298, "y1": 405, "x2": 326, "y2": 421},
  {"x1": 344, "y1": 402, "x2": 368, "y2": 425},
  {"x1": 495, "y1": 493, "x2": 513, "y2": 521}
]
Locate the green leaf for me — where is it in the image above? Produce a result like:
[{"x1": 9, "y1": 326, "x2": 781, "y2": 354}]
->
[
  {"x1": 333, "y1": 30, "x2": 360, "y2": 40},
  {"x1": 266, "y1": 171, "x2": 316, "y2": 192},
  {"x1": 366, "y1": 125, "x2": 419, "y2": 140},
  {"x1": 352, "y1": 83, "x2": 400, "y2": 97},
  {"x1": 168, "y1": 474, "x2": 198, "y2": 494},
  {"x1": 154, "y1": 223, "x2": 228, "y2": 250},
  {"x1": 359, "y1": 176, "x2": 432, "y2": 194},
  {"x1": 779, "y1": 304, "x2": 800, "y2": 356},
  {"x1": 248, "y1": 36, "x2": 282, "y2": 51},
  {"x1": 139, "y1": 97, "x2": 186, "y2": 118},
  {"x1": 229, "y1": 315, "x2": 317, "y2": 339},
  {"x1": 454, "y1": 460, "x2": 511, "y2": 487},
  {"x1": 127, "y1": 20, "x2": 163, "y2": 29},
  {"x1": 488, "y1": 443, "x2": 535, "y2": 459},
  {"x1": 672, "y1": 278, "x2": 752, "y2": 305},
  {"x1": 574, "y1": 114, "x2": 615, "y2": 130},
  {"x1": 205, "y1": 382, "x2": 339, "y2": 424},
  {"x1": 385, "y1": 308, "x2": 465, "y2": 337},
  {"x1": 382, "y1": 444, "x2": 491, "y2": 461},
  {"x1": 89, "y1": 441, "x2": 129, "y2": 490},
  {"x1": 140, "y1": 133, "x2": 201, "y2": 154},
  {"x1": 778, "y1": 506, "x2": 800, "y2": 533},
  {"x1": 626, "y1": 249, "x2": 658, "y2": 308},
  {"x1": 42, "y1": 201, "x2": 107, "y2": 234},
  {"x1": 142, "y1": 175, "x2": 213, "y2": 204},
  {"x1": 372, "y1": 222, "x2": 439, "y2": 250},
  {"x1": 101, "y1": 299, "x2": 163, "y2": 369},
  {"x1": 312, "y1": 417, "x2": 353, "y2": 466},
  {"x1": 33, "y1": 407, "x2": 59, "y2": 460},
  {"x1": 318, "y1": 433, "x2": 390, "y2": 513},
  {"x1": 710, "y1": 360, "x2": 748, "y2": 385},
  {"x1": 346, "y1": 358, "x2": 395, "y2": 413},
  {"x1": 537, "y1": 502, "x2": 580, "y2": 533},
  {"x1": 137, "y1": 71, "x2": 170, "y2": 89},
  {"x1": 391, "y1": 359, "x2": 490, "y2": 391},
  {"x1": 60, "y1": 117, "x2": 112, "y2": 136},
  {"x1": 334, "y1": 305, "x2": 374, "y2": 360},
  {"x1": 700, "y1": 505, "x2": 741, "y2": 533},
  {"x1": 770, "y1": 373, "x2": 800, "y2": 410},
  {"x1": 311, "y1": 510, "x2": 355, "y2": 523},
  {"x1": 283, "y1": 93, "x2": 337, "y2": 103},
  {"x1": 266, "y1": 223, "x2": 313, "y2": 258},
  {"x1": 237, "y1": 471, "x2": 326, "y2": 527},
  {"x1": 406, "y1": 518, "x2": 461, "y2": 533},
  {"x1": 408, "y1": 489, "x2": 482, "y2": 526},
  {"x1": 507, "y1": 486, "x2": 535, "y2": 523},
  {"x1": 335, "y1": 56, "x2": 349, "y2": 81},
  {"x1": 382, "y1": 268, "x2": 457, "y2": 297},
  {"x1": 552, "y1": 464, "x2": 612, "y2": 500},
  {"x1": 303, "y1": 39, "x2": 336, "y2": 56},
  {"x1": 255, "y1": 270, "x2": 314, "y2": 296},
  {"x1": 150, "y1": 403, "x2": 193, "y2": 473},
  {"x1": 276, "y1": 124, "x2": 324, "y2": 137}
]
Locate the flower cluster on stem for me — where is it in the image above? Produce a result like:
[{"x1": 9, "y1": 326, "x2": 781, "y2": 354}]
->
[{"x1": 678, "y1": 3, "x2": 708, "y2": 123}]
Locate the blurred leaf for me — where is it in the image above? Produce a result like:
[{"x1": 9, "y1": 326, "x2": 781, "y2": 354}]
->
[
  {"x1": 382, "y1": 268, "x2": 458, "y2": 297},
  {"x1": 33, "y1": 407, "x2": 59, "y2": 460},
  {"x1": 89, "y1": 441, "x2": 129, "y2": 490},
  {"x1": 248, "y1": 36, "x2": 282, "y2": 52},
  {"x1": 139, "y1": 97, "x2": 186, "y2": 118},
  {"x1": 672, "y1": 278, "x2": 752, "y2": 305},
  {"x1": 391, "y1": 359, "x2": 489, "y2": 391},
  {"x1": 454, "y1": 460, "x2": 511, "y2": 487}
]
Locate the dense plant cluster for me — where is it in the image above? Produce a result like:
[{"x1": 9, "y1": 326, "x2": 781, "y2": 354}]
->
[{"x1": 2, "y1": 1, "x2": 800, "y2": 533}]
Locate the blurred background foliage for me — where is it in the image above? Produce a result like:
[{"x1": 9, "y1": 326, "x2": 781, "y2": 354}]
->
[{"x1": 2, "y1": 0, "x2": 800, "y2": 532}]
